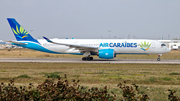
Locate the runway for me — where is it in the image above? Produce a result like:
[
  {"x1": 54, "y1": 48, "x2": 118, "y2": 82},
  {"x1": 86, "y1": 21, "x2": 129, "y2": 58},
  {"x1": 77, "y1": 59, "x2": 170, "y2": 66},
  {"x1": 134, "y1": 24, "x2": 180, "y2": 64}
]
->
[{"x1": 0, "y1": 58, "x2": 180, "y2": 64}]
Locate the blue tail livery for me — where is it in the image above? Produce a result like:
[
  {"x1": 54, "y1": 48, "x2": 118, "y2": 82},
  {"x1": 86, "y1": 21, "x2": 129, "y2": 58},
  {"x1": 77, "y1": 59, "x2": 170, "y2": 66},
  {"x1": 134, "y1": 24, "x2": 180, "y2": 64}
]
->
[{"x1": 7, "y1": 18, "x2": 39, "y2": 44}]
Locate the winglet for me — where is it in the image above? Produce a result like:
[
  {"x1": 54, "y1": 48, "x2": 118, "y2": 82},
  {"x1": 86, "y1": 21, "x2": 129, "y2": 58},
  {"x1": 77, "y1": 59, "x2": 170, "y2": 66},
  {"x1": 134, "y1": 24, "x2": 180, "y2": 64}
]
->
[{"x1": 43, "y1": 36, "x2": 53, "y2": 43}]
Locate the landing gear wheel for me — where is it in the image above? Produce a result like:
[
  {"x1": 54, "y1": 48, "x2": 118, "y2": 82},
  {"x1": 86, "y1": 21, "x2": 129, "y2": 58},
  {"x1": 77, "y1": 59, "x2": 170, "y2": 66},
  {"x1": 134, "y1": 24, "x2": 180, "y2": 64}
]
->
[
  {"x1": 157, "y1": 58, "x2": 161, "y2": 61},
  {"x1": 90, "y1": 57, "x2": 93, "y2": 60},
  {"x1": 157, "y1": 54, "x2": 161, "y2": 61},
  {"x1": 82, "y1": 57, "x2": 87, "y2": 61},
  {"x1": 87, "y1": 57, "x2": 91, "y2": 61},
  {"x1": 82, "y1": 57, "x2": 93, "y2": 61}
]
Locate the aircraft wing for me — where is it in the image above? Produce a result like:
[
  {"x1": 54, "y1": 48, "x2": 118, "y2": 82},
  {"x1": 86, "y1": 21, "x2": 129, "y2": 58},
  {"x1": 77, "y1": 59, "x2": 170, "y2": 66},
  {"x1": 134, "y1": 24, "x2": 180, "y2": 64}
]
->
[
  {"x1": 5, "y1": 41, "x2": 27, "y2": 45},
  {"x1": 43, "y1": 36, "x2": 98, "y2": 51}
]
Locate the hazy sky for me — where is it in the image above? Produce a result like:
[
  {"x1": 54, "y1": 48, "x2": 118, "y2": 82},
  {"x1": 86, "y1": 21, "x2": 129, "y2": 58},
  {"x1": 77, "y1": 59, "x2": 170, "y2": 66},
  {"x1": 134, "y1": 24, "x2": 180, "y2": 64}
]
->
[{"x1": 0, "y1": 0, "x2": 180, "y2": 40}]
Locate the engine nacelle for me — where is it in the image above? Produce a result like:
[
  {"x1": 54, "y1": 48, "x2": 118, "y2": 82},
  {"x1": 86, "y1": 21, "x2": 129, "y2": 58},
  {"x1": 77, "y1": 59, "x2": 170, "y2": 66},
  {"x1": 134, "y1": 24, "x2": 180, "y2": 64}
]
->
[{"x1": 98, "y1": 49, "x2": 115, "y2": 59}]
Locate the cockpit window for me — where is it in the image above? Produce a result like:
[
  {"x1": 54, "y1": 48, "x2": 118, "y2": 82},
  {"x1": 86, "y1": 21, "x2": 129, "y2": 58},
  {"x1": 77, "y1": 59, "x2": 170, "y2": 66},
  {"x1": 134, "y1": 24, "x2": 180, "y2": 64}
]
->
[{"x1": 161, "y1": 44, "x2": 166, "y2": 46}]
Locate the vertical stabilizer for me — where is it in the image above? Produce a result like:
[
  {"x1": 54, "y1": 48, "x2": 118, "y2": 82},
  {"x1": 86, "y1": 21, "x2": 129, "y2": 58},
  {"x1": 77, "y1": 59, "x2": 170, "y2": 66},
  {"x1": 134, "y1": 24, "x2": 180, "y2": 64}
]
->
[{"x1": 7, "y1": 18, "x2": 39, "y2": 44}]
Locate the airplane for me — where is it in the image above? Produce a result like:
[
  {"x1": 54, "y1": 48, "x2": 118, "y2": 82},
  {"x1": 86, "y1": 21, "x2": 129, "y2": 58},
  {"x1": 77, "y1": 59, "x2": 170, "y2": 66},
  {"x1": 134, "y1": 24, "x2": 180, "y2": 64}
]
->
[{"x1": 7, "y1": 18, "x2": 170, "y2": 61}]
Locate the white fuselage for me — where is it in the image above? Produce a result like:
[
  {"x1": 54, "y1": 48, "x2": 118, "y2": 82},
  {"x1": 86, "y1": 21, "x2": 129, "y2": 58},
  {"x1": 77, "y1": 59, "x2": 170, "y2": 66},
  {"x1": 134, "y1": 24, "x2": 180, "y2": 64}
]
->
[{"x1": 36, "y1": 39, "x2": 170, "y2": 55}]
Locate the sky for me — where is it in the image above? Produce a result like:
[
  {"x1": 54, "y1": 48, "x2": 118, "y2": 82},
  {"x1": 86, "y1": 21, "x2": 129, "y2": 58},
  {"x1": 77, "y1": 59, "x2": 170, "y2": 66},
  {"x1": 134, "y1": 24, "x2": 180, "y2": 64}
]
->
[{"x1": 0, "y1": 0, "x2": 180, "y2": 40}]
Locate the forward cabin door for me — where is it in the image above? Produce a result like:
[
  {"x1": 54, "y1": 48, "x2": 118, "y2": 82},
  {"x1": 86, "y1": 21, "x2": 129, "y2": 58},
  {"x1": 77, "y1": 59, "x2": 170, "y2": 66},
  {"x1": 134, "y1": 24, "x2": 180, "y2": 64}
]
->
[{"x1": 151, "y1": 42, "x2": 155, "y2": 49}]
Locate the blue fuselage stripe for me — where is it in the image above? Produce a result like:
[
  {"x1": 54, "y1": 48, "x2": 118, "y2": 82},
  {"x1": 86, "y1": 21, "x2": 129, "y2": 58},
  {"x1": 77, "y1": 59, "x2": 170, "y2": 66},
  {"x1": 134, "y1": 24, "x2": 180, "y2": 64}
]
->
[{"x1": 12, "y1": 42, "x2": 83, "y2": 55}]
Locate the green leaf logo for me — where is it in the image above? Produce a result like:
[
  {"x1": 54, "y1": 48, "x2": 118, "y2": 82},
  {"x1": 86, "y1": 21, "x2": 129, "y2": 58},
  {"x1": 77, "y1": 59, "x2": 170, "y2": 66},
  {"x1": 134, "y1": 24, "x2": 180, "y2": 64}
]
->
[
  {"x1": 139, "y1": 41, "x2": 151, "y2": 51},
  {"x1": 12, "y1": 26, "x2": 28, "y2": 39}
]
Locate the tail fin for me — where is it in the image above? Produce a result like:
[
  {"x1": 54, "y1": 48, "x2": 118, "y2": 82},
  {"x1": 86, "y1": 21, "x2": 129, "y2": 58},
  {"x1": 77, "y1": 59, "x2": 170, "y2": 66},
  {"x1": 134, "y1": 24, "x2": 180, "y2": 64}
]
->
[{"x1": 7, "y1": 18, "x2": 39, "y2": 44}]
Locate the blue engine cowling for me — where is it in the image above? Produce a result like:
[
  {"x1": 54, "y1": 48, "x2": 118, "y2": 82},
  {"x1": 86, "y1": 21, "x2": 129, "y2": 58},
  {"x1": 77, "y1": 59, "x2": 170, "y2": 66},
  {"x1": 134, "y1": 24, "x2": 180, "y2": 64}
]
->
[{"x1": 98, "y1": 49, "x2": 115, "y2": 59}]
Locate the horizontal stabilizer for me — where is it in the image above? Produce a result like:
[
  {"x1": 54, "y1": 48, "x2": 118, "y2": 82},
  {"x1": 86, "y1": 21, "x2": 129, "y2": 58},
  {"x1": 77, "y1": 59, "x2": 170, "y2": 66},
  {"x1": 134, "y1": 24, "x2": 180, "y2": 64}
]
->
[{"x1": 5, "y1": 41, "x2": 27, "y2": 45}]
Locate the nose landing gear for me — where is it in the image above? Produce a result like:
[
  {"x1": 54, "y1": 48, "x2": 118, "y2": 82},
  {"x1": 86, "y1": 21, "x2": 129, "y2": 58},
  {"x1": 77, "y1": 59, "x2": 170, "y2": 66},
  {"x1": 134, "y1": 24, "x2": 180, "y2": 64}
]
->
[{"x1": 157, "y1": 54, "x2": 162, "y2": 61}]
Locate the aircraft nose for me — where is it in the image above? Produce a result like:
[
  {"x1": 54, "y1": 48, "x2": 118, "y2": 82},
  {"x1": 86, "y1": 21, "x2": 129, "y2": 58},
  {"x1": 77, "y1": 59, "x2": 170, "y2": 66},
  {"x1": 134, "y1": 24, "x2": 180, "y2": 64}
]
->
[{"x1": 167, "y1": 47, "x2": 171, "y2": 52}]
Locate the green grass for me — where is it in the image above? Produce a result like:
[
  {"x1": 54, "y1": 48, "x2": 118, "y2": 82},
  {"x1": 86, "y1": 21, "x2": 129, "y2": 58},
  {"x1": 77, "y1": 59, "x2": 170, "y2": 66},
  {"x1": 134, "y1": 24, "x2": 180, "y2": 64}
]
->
[
  {"x1": 161, "y1": 77, "x2": 171, "y2": 81},
  {"x1": 43, "y1": 72, "x2": 61, "y2": 78},
  {"x1": 149, "y1": 77, "x2": 157, "y2": 82},
  {"x1": 169, "y1": 73, "x2": 180, "y2": 75},
  {"x1": 0, "y1": 78, "x2": 10, "y2": 80},
  {"x1": 0, "y1": 70, "x2": 7, "y2": 72},
  {"x1": 17, "y1": 74, "x2": 31, "y2": 78}
]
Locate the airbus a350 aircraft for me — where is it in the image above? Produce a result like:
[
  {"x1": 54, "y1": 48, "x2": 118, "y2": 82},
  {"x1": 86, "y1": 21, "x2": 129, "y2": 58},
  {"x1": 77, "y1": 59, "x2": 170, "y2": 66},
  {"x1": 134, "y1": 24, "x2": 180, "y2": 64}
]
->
[{"x1": 7, "y1": 18, "x2": 170, "y2": 61}]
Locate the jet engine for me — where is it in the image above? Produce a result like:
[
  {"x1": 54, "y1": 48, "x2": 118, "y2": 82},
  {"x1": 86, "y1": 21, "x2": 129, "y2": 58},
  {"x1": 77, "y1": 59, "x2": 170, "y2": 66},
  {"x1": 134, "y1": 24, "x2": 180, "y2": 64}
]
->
[{"x1": 98, "y1": 49, "x2": 116, "y2": 59}]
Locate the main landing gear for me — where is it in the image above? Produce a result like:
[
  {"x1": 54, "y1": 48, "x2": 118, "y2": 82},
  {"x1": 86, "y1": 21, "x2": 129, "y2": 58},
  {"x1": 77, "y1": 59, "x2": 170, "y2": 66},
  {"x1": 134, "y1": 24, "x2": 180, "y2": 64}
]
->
[
  {"x1": 82, "y1": 56, "x2": 93, "y2": 61},
  {"x1": 82, "y1": 52, "x2": 93, "y2": 61},
  {"x1": 157, "y1": 54, "x2": 162, "y2": 61}
]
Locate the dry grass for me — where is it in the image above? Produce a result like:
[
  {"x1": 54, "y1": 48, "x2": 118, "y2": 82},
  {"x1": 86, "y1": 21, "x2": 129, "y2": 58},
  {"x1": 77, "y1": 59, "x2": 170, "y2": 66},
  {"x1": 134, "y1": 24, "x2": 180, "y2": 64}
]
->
[
  {"x1": 0, "y1": 48, "x2": 83, "y2": 58},
  {"x1": 0, "y1": 63, "x2": 179, "y2": 100}
]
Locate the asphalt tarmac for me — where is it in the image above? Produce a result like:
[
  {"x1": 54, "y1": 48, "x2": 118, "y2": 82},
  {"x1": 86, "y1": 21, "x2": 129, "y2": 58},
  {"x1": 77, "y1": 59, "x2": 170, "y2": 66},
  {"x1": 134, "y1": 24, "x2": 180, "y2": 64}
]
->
[{"x1": 0, "y1": 58, "x2": 180, "y2": 64}]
